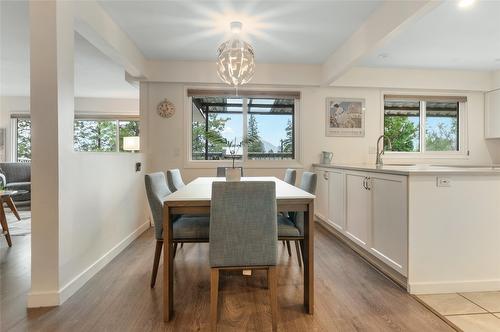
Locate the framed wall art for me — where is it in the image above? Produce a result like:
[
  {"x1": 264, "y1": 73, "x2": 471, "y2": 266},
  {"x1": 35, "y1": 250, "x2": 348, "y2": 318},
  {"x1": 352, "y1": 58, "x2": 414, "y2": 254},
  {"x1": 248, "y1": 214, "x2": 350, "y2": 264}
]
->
[{"x1": 325, "y1": 98, "x2": 365, "y2": 137}]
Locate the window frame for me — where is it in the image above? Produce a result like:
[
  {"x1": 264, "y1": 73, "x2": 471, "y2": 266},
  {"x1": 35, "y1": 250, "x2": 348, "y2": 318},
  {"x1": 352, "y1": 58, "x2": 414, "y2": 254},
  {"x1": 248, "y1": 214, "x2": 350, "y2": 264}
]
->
[
  {"x1": 184, "y1": 88, "x2": 302, "y2": 169},
  {"x1": 380, "y1": 91, "x2": 469, "y2": 159},
  {"x1": 73, "y1": 117, "x2": 140, "y2": 153},
  {"x1": 10, "y1": 114, "x2": 140, "y2": 162}
]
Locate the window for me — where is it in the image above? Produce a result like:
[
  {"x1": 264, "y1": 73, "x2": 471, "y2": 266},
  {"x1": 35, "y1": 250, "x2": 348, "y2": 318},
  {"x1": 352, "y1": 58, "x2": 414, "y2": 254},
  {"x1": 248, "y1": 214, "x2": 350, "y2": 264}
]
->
[
  {"x1": 383, "y1": 95, "x2": 465, "y2": 154},
  {"x1": 73, "y1": 119, "x2": 140, "y2": 152},
  {"x1": 12, "y1": 116, "x2": 139, "y2": 161},
  {"x1": 16, "y1": 118, "x2": 31, "y2": 162},
  {"x1": 191, "y1": 95, "x2": 295, "y2": 161}
]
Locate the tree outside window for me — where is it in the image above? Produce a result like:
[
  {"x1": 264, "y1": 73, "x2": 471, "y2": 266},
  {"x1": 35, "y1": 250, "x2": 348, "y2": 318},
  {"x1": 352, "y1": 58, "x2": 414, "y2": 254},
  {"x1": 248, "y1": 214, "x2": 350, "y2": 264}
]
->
[{"x1": 191, "y1": 96, "x2": 295, "y2": 161}]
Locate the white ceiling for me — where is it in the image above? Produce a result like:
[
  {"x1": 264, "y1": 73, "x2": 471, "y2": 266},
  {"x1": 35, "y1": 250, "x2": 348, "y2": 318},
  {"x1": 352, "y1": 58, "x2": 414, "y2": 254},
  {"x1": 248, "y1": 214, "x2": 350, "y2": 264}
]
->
[
  {"x1": 99, "y1": 0, "x2": 382, "y2": 64},
  {"x1": 362, "y1": 0, "x2": 500, "y2": 71},
  {"x1": 0, "y1": 1, "x2": 139, "y2": 98}
]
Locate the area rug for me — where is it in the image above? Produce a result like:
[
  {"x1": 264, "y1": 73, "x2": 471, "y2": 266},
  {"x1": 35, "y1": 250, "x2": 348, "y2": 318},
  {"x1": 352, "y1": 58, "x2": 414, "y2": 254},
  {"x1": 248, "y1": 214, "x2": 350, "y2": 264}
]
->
[{"x1": 5, "y1": 210, "x2": 31, "y2": 236}]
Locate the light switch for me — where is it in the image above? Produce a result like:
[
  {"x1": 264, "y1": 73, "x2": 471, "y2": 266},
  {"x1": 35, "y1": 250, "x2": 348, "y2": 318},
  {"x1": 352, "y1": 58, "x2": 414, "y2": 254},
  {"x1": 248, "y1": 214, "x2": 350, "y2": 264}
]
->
[{"x1": 436, "y1": 177, "x2": 451, "y2": 187}]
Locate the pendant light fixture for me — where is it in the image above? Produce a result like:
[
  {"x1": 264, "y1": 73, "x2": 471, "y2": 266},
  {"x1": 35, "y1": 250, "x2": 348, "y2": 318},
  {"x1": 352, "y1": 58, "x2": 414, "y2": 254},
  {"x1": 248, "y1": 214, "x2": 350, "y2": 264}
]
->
[{"x1": 216, "y1": 21, "x2": 255, "y2": 86}]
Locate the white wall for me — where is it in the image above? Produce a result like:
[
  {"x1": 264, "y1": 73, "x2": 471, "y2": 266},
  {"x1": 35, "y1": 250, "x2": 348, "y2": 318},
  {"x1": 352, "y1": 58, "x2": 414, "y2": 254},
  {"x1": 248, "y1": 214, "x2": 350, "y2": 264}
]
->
[
  {"x1": 142, "y1": 81, "x2": 498, "y2": 180},
  {"x1": 0, "y1": 96, "x2": 138, "y2": 161},
  {"x1": 28, "y1": 1, "x2": 147, "y2": 307},
  {"x1": 58, "y1": 152, "x2": 148, "y2": 301}
]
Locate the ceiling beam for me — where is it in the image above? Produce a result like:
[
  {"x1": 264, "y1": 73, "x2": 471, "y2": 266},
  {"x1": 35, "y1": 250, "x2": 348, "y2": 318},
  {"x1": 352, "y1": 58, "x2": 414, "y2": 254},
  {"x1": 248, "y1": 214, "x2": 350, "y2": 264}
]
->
[
  {"x1": 321, "y1": 0, "x2": 441, "y2": 86},
  {"x1": 73, "y1": 0, "x2": 148, "y2": 79}
]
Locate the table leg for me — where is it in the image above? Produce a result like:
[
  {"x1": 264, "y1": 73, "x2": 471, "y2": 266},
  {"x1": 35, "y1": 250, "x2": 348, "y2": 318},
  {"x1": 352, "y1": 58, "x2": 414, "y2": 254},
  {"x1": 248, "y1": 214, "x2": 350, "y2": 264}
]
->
[
  {"x1": 163, "y1": 204, "x2": 174, "y2": 321},
  {"x1": 303, "y1": 200, "x2": 314, "y2": 314},
  {"x1": 0, "y1": 198, "x2": 12, "y2": 247},
  {"x1": 5, "y1": 196, "x2": 21, "y2": 221}
]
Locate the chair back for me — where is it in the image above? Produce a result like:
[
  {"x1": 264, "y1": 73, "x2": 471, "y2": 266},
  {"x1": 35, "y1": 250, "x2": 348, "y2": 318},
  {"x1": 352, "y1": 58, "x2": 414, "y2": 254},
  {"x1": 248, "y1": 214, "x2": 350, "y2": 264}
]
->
[
  {"x1": 293, "y1": 172, "x2": 317, "y2": 235},
  {"x1": 216, "y1": 167, "x2": 244, "y2": 177},
  {"x1": 283, "y1": 168, "x2": 296, "y2": 186},
  {"x1": 300, "y1": 172, "x2": 317, "y2": 194},
  {"x1": 210, "y1": 181, "x2": 277, "y2": 267},
  {"x1": 166, "y1": 169, "x2": 185, "y2": 192},
  {"x1": 145, "y1": 172, "x2": 171, "y2": 240}
]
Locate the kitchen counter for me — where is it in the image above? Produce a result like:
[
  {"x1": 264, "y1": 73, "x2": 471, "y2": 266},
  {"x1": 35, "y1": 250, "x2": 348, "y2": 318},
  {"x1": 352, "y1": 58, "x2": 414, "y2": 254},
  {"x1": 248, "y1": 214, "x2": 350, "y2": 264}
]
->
[
  {"x1": 313, "y1": 163, "x2": 500, "y2": 175},
  {"x1": 313, "y1": 163, "x2": 500, "y2": 295}
]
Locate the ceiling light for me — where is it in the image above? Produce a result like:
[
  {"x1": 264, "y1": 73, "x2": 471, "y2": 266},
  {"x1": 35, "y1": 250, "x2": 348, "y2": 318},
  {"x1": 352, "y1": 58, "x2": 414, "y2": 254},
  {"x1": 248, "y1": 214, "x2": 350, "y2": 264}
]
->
[
  {"x1": 458, "y1": 0, "x2": 475, "y2": 9},
  {"x1": 216, "y1": 21, "x2": 255, "y2": 86},
  {"x1": 230, "y1": 21, "x2": 242, "y2": 34}
]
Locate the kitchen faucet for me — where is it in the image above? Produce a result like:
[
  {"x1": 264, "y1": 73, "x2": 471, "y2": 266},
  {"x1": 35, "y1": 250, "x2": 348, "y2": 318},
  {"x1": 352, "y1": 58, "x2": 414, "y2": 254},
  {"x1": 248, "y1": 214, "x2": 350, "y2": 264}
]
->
[{"x1": 376, "y1": 135, "x2": 392, "y2": 166}]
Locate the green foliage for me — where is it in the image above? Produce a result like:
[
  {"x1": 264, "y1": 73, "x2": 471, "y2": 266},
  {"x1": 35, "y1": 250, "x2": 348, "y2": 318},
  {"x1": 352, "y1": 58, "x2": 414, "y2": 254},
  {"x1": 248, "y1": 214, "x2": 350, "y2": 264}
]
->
[
  {"x1": 16, "y1": 119, "x2": 31, "y2": 161},
  {"x1": 192, "y1": 113, "x2": 230, "y2": 159},
  {"x1": 426, "y1": 118, "x2": 457, "y2": 151},
  {"x1": 73, "y1": 120, "x2": 117, "y2": 152},
  {"x1": 247, "y1": 114, "x2": 264, "y2": 152},
  {"x1": 384, "y1": 116, "x2": 419, "y2": 152},
  {"x1": 281, "y1": 119, "x2": 293, "y2": 153}
]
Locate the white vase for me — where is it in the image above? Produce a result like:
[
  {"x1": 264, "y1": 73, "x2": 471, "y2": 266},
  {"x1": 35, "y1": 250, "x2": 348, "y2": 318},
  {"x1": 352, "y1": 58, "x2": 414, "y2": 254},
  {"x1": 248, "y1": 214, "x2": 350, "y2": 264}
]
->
[{"x1": 225, "y1": 167, "x2": 241, "y2": 182}]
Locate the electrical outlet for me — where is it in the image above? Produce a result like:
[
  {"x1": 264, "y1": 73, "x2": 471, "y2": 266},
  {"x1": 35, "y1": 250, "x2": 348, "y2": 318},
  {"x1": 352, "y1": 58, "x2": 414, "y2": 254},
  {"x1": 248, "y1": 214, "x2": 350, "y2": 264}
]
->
[
  {"x1": 135, "y1": 162, "x2": 142, "y2": 172},
  {"x1": 436, "y1": 177, "x2": 451, "y2": 187}
]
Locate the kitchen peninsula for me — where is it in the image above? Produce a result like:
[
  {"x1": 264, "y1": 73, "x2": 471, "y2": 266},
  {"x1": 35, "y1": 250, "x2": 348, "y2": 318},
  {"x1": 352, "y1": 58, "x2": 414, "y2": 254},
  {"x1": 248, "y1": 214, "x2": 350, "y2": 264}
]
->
[{"x1": 313, "y1": 163, "x2": 500, "y2": 295}]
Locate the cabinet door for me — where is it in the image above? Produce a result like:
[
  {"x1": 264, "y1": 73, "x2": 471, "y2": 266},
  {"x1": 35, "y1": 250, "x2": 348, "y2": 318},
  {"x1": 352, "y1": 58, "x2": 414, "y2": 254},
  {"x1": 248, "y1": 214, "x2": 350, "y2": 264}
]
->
[
  {"x1": 345, "y1": 172, "x2": 370, "y2": 247},
  {"x1": 370, "y1": 174, "x2": 408, "y2": 275},
  {"x1": 485, "y1": 90, "x2": 500, "y2": 138},
  {"x1": 328, "y1": 171, "x2": 345, "y2": 231},
  {"x1": 314, "y1": 168, "x2": 329, "y2": 222}
]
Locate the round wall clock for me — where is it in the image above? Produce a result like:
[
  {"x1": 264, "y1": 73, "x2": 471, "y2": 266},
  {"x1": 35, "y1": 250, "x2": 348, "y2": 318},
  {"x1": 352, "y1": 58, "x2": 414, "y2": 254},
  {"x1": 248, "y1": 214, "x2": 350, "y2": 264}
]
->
[{"x1": 157, "y1": 99, "x2": 176, "y2": 118}]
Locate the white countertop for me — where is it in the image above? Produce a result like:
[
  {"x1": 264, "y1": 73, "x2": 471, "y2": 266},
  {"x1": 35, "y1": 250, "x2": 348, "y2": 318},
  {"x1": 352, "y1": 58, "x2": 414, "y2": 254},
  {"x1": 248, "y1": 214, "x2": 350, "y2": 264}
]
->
[{"x1": 313, "y1": 163, "x2": 500, "y2": 175}]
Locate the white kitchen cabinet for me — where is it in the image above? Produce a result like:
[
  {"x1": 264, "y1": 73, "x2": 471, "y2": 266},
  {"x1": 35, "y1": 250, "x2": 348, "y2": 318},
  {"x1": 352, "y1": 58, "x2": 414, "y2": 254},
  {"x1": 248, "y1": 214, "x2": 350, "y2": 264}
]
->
[
  {"x1": 313, "y1": 166, "x2": 408, "y2": 277},
  {"x1": 327, "y1": 170, "x2": 345, "y2": 231},
  {"x1": 345, "y1": 172, "x2": 371, "y2": 247},
  {"x1": 315, "y1": 168, "x2": 329, "y2": 222},
  {"x1": 370, "y1": 173, "x2": 408, "y2": 275},
  {"x1": 485, "y1": 89, "x2": 500, "y2": 138}
]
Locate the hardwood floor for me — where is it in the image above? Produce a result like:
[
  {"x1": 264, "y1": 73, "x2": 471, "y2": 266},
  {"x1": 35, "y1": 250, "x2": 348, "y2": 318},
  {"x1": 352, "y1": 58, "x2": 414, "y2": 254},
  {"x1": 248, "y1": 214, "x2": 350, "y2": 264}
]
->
[{"x1": 1, "y1": 224, "x2": 454, "y2": 331}]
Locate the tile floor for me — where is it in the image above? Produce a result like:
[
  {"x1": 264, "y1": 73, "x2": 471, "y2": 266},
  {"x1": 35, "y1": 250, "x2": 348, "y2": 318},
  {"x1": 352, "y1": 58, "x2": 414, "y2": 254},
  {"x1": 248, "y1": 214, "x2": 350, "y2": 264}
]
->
[{"x1": 417, "y1": 291, "x2": 500, "y2": 332}]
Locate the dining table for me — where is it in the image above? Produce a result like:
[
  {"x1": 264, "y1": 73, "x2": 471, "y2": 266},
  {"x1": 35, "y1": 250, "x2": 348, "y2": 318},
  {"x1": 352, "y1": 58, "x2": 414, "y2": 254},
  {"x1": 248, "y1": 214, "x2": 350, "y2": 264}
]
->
[{"x1": 162, "y1": 176, "x2": 316, "y2": 321}]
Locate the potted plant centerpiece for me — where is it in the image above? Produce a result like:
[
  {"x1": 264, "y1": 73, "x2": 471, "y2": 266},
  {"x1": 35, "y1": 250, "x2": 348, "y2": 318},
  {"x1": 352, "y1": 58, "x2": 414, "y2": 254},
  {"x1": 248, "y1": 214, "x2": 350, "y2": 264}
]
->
[{"x1": 224, "y1": 137, "x2": 242, "y2": 182}]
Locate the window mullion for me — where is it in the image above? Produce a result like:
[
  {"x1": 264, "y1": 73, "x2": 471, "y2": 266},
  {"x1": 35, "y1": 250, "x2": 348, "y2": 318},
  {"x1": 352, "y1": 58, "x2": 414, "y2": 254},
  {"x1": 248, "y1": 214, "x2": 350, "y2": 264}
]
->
[
  {"x1": 242, "y1": 97, "x2": 248, "y2": 162},
  {"x1": 116, "y1": 120, "x2": 120, "y2": 152},
  {"x1": 420, "y1": 101, "x2": 426, "y2": 154}
]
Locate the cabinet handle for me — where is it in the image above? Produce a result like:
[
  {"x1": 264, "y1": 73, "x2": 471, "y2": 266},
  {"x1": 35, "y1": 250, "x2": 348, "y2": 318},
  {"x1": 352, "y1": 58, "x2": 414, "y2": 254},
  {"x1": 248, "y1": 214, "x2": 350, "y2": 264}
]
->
[
  {"x1": 366, "y1": 177, "x2": 371, "y2": 190},
  {"x1": 323, "y1": 172, "x2": 329, "y2": 180},
  {"x1": 362, "y1": 177, "x2": 367, "y2": 190}
]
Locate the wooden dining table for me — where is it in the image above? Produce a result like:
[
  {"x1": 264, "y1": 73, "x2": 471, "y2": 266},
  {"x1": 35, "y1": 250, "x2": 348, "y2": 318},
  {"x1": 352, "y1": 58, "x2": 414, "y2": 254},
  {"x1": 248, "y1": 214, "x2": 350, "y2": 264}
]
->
[{"x1": 162, "y1": 176, "x2": 316, "y2": 322}]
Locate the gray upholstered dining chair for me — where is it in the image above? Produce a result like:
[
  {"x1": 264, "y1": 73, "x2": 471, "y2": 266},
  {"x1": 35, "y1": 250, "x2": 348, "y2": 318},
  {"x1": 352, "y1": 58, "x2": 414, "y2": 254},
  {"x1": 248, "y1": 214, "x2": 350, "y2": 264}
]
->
[
  {"x1": 283, "y1": 168, "x2": 296, "y2": 186},
  {"x1": 145, "y1": 172, "x2": 210, "y2": 288},
  {"x1": 278, "y1": 171, "x2": 317, "y2": 266},
  {"x1": 216, "y1": 166, "x2": 244, "y2": 177},
  {"x1": 209, "y1": 181, "x2": 278, "y2": 332},
  {"x1": 166, "y1": 168, "x2": 185, "y2": 192}
]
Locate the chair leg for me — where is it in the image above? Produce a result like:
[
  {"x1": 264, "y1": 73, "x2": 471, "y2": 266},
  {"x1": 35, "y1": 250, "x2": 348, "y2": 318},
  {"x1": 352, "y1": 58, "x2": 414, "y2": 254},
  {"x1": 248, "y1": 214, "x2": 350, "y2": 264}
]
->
[
  {"x1": 294, "y1": 241, "x2": 302, "y2": 267},
  {"x1": 150, "y1": 240, "x2": 163, "y2": 288},
  {"x1": 285, "y1": 241, "x2": 292, "y2": 256},
  {"x1": 173, "y1": 243, "x2": 178, "y2": 258},
  {"x1": 268, "y1": 266, "x2": 278, "y2": 332},
  {"x1": 299, "y1": 240, "x2": 305, "y2": 266},
  {"x1": 210, "y1": 268, "x2": 220, "y2": 332}
]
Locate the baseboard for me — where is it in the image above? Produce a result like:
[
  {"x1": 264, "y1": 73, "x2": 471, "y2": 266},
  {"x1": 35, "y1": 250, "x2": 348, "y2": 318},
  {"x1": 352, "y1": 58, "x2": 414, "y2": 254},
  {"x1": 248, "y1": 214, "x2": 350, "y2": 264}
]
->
[
  {"x1": 408, "y1": 279, "x2": 500, "y2": 294},
  {"x1": 26, "y1": 291, "x2": 60, "y2": 308},
  {"x1": 27, "y1": 221, "x2": 151, "y2": 308}
]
